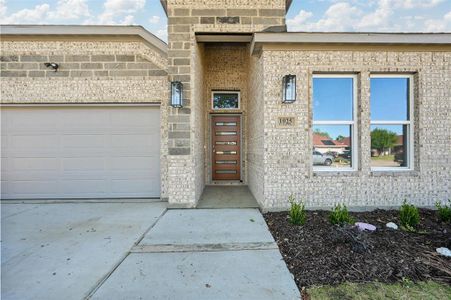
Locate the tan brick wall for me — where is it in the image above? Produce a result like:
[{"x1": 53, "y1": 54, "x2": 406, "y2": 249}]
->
[
  {"x1": 166, "y1": 0, "x2": 288, "y2": 206},
  {"x1": 193, "y1": 43, "x2": 206, "y2": 202},
  {"x1": 203, "y1": 43, "x2": 249, "y2": 183},
  {"x1": 259, "y1": 48, "x2": 451, "y2": 210},
  {"x1": 247, "y1": 54, "x2": 265, "y2": 205},
  {"x1": 0, "y1": 40, "x2": 167, "y2": 104}
]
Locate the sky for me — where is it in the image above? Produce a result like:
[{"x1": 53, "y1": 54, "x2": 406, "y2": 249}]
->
[
  {"x1": 1, "y1": 0, "x2": 450, "y2": 42},
  {"x1": 313, "y1": 77, "x2": 408, "y2": 139}
]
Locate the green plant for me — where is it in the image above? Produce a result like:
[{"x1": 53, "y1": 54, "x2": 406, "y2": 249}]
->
[
  {"x1": 399, "y1": 200, "x2": 420, "y2": 231},
  {"x1": 435, "y1": 200, "x2": 451, "y2": 223},
  {"x1": 329, "y1": 204, "x2": 355, "y2": 225},
  {"x1": 288, "y1": 194, "x2": 306, "y2": 225},
  {"x1": 371, "y1": 128, "x2": 398, "y2": 155}
]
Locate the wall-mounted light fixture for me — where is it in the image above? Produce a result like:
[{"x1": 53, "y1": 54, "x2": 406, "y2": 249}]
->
[
  {"x1": 282, "y1": 74, "x2": 296, "y2": 103},
  {"x1": 44, "y1": 62, "x2": 59, "y2": 72},
  {"x1": 171, "y1": 81, "x2": 183, "y2": 108}
]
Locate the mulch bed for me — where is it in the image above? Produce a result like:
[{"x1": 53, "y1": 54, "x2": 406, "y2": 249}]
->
[{"x1": 263, "y1": 209, "x2": 451, "y2": 289}]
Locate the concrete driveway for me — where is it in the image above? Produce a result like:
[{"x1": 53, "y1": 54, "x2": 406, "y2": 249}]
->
[
  {"x1": 2, "y1": 203, "x2": 299, "y2": 300},
  {"x1": 1, "y1": 201, "x2": 167, "y2": 300}
]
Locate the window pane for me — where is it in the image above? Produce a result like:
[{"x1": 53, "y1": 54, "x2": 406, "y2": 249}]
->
[
  {"x1": 213, "y1": 93, "x2": 239, "y2": 109},
  {"x1": 370, "y1": 125, "x2": 408, "y2": 168},
  {"x1": 215, "y1": 122, "x2": 237, "y2": 126},
  {"x1": 313, "y1": 125, "x2": 352, "y2": 169},
  {"x1": 215, "y1": 131, "x2": 237, "y2": 136},
  {"x1": 370, "y1": 77, "x2": 409, "y2": 121},
  {"x1": 216, "y1": 170, "x2": 237, "y2": 174},
  {"x1": 216, "y1": 160, "x2": 237, "y2": 164},
  {"x1": 215, "y1": 141, "x2": 237, "y2": 145},
  {"x1": 313, "y1": 77, "x2": 353, "y2": 121},
  {"x1": 216, "y1": 151, "x2": 237, "y2": 155}
]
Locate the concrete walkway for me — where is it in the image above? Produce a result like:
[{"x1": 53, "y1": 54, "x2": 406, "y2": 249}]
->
[
  {"x1": 92, "y1": 209, "x2": 300, "y2": 300},
  {"x1": 197, "y1": 186, "x2": 259, "y2": 208},
  {"x1": 2, "y1": 203, "x2": 299, "y2": 299}
]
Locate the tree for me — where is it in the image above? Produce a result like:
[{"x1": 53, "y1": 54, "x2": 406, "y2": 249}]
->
[
  {"x1": 336, "y1": 135, "x2": 345, "y2": 141},
  {"x1": 371, "y1": 128, "x2": 397, "y2": 155},
  {"x1": 314, "y1": 129, "x2": 331, "y2": 139}
]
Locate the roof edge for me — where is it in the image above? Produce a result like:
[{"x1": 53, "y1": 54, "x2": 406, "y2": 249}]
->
[
  {"x1": 0, "y1": 25, "x2": 167, "y2": 54},
  {"x1": 251, "y1": 32, "x2": 451, "y2": 54}
]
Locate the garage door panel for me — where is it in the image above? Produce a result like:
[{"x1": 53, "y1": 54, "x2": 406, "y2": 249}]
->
[
  {"x1": 62, "y1": 135, "x2": 107, "y2": 148},
  {"x1": 111, "y1": 179, "x2": 160, "y2": 195},
  {"x1": 10, "y1": 135, "x2": 60, "y2": 149},
  {"x1": 10, "y1": 181, "x2": 59, "y2": 195},
  {"x1": 1, "y1": 106, "x2": 161, "y2": 199},
  {"x1": 61, "y1": 110, "x2": 110, "y2": 127},
  {"x1": 4, "y1": 110, "x2": 57, "y2": 129},
  {"x1": 9, "y1": 158, "x2": 60, "y2": 171},
  {"x1": 110, "y1": 157, "x2": 156, "y2": 170},
  {"x1": 6, "y1": 171, "x2": 61, "y2": 181},
  {"x1": 111, "y1": 109, "x2": 159, "y2": 127},
  {"x1": 62, "y1": 158, "x2": 106, "y2": 171},
  {"x1": 111, "y1": 135, "x2": 153, "y2": 148},
  {"x1": 60, "y1": 180, "x2": 107, "y2": 194}
]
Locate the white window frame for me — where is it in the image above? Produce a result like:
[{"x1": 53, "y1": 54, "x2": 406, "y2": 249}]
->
[
  {"x1": 370, "y1": 74, "x2": 414, "y2": 171},
  {"x1": 211, "y1": 91, "x2": 241, "y2": 110},
  {"x1": 312, "y1": 74, "x2": 358, "y2": 172}
]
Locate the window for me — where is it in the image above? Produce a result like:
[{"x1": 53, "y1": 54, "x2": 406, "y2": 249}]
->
[
  {"x1": 370, "y1": 75, "x2": 413, "y2": 170},
  {"x1": 312, "y1": 74, "x2": 357, "y2": 170},
  {"x1": 212, "y1": 91, "x2": 240, "y2": 110}
]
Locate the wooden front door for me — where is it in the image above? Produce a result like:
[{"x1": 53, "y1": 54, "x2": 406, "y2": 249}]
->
[{"x1": 212, "y1": 115, "x2": 241, "y2": 180}]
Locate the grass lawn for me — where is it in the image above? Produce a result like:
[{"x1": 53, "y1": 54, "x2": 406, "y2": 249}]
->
[
  {"x1": 371, "y1": 154, "x2": 395, "y2": 161},
  {"x1": 307, "y1": 281, "x2": 451, "y2": 300}
]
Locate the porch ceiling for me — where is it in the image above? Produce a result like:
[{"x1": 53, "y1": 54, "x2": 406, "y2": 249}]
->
[{"x1": 196, "y1": 33, "x2": 253, "y2": 43}]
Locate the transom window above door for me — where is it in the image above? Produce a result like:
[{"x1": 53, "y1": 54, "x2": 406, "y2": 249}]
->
[{"x1": 212, "y1": 91, "x2": 240, "y2": 110}]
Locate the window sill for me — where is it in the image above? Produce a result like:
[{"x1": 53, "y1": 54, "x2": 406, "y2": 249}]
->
[
  {"x1": 313, "y1": 170, "x2": 359, "y2": 177},
  {"x1": 370, "y1": 169, "x2": 419, "y2": 177}
]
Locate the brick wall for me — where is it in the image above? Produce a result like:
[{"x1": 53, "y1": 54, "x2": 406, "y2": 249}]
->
[
  {"x1": 203, "y1": 43, "x2": 249, "y2": 183},
  {"x1": 247, "y1": 54, "x2": 265, "y2": 206},
  {"x1": 165, "y1": 0, "x2": 287, "y2": 206},
  {"x1": 0, "y1": 40, "x2": 167, "y2": 104},
  {"x1": 259, "y1": 48, "x2": 451, "y2": 210}
]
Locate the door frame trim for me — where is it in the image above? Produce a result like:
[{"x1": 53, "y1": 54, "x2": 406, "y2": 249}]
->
[{"x1": 208, "y1": 113, "x2": 243, "y2": 183}]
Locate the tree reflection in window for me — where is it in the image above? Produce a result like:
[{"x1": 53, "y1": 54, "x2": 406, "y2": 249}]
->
[{"x1": 213, "y1": 92, "x2": 239, "y2": 109}]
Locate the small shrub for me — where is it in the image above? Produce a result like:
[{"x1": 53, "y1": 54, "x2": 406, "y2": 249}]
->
[
  {"x1": 435, "y1": 200, "x2": 451, "y2": 223},
  {"x1": 329, "y1": 204, "x2": 354, "y2": 225},
  {"x1": 399, "y1": 200, "x2": 420, "y2": 231},
  {"x1": 288, "y1": 194, "x2": 306, "y2": 225}
]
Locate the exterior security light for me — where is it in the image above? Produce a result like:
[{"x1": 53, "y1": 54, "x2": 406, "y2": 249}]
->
[
  {"x1": 171, "y1": 81, "x2": 183, "y2": 108},
  {"x1": 282, "y1": 74, "x2": 296, "y2": 103},
  {"x1": 44, "y1": 62, "x2": 59, "y2": 72}
]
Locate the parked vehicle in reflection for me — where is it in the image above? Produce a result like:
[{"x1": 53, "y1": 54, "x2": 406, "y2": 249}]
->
[
  {"x1": 340, "y1": 150, "x2": 351, "y2": 160},
  {"x1": 324, "y1": 151, "x2": 339, "y2": 158},
  {"x1": 313, "y1": 151, "x2": 334, "y2": 166}
]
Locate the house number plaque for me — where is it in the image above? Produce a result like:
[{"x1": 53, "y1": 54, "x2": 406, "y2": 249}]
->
[{"x1": 276, "y1": 116, "x2": 296, "y2": 128}]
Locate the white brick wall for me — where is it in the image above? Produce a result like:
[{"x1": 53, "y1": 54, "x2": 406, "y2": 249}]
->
[{"x1": 259, "y1": 49, "x2": 451, "y2": 210}]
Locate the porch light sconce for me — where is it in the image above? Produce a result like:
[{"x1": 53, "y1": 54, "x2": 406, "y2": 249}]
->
[
  {"x1": 44, "y1": 62, "x2": 59, "y2": 72},
  {"x1": 282, "y1": 74, "x2": 296, "y2": 103},
  {"x1": 170, "y1": 81, "x2": 183, "y2": 108}
]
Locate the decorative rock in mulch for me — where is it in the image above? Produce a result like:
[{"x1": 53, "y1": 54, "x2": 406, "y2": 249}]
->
[
  {"x1": 386, "y1": 222, "x2": 399, "y2": 230},
  {"x1": 436, "y1": 247, "x2": 451, "y2": 257},
  {"x1": 355, "y1": 222, "x2": 376, "y2": 231}
]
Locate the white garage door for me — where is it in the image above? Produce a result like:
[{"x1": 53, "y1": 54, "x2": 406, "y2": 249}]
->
[{"x1": 1, "y1": 106, "x2": 161, "y2": 199}]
